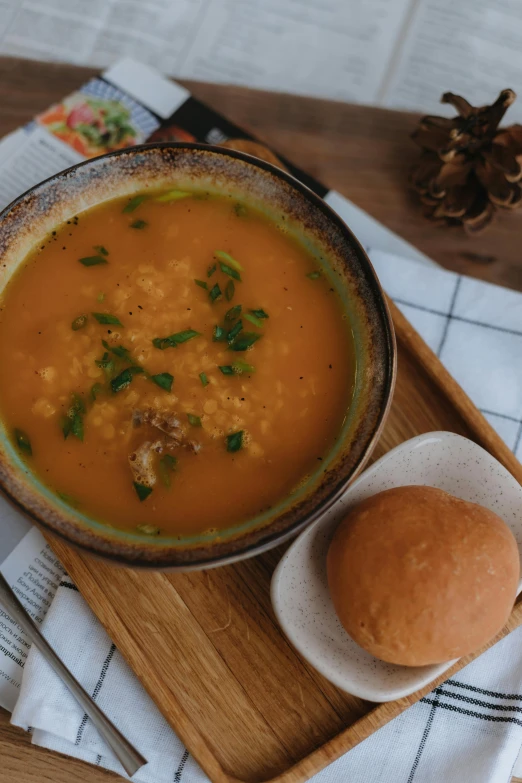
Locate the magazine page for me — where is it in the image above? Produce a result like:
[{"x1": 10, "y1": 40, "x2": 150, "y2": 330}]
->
[
  {"x1": 382, "y1": 0, "x2": 522, "y2": 122},
  {"x1": 0, "y1": 528, "x2": 64, "y2": 712},
  {"x1": 0, "y1": 0, "x2": 413, "y2": 104}
]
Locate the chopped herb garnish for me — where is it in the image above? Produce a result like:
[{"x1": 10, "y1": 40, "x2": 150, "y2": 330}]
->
[
  {"x1": 207, "y1": 263, "x2": 217, "y2": 277},
  {"x1": 133, "y1": 482, "x2": 152, "y2": 501},
  {"x1": 130, "y1": 219, "x2": 147, "y2": 229},
  {"x1": 93, "y1": 245, "x2": 109, "y2": 256},
  {"x1": 102, "y1": 341, "x2": 133, "y2": 361},
  {"x1": 213, "y1": 325, "x2": 226, "y2": 342},
  {"x1": 63, "y1": 393, "x2": 85, "y2": 441},
  {"x1": 72, "y1": 314, "x2": 88, "y2": 331},
  {"x1": 215, "y1": 250, "x2": 243, "y2": 272},
  {"x1": 14, "y1": 428, "x2": 32, "y2": 456},
  {"x1": 307, "y1": 270, "x2": 322, "y2": 280},
  {"x1": 151, "y1": 372, "x2": 174, "y2": 392},
  {"x1": 97, "y1": 292, "x2": 105, "y2": 303},
  {"x1": 225, "y1": 304, "x2": 242, "y2": 322},
  {"x1": 187, "y1": 413, "x2": 202, "y2": 427},
  {"x1": 136, "y1": 522, "x2": 160, "y2": 534},
  {"x1": 110, "y1": 366, "x2": 144, "y2": 394},
  {"x1": 219, "y1": 262, "x2": 241, "y2": 281},
  {"x1": 225, "y1": 280, "x2": 235, "y2": 301},
  {"x1": 194, "y1": 279, "x2": 208, "y2": 290},
  {"x1": 152, "y1": 329, "x2": 200, "y2": 350},
  {"x1": 79, "y1": 255, "x2": 107, "y2": 267},
  {"x1": 123, "y1": 195, "x2": 146, "y2": 213},
  {"x1": 226, "y1": 430, "x2": 244, "y2": 452},
  {"x1": 92, "y1": 312, "x2": 123, "y2": 326},
  {"x1": 250, "y1": 308, "x2": 269, "y2": 319},
  {"x1": 90, "y1": 382, "x2": 104, "y2": 401},
  {"x1": 95, "y1": 351, "x2": 115, "y2": 376},
  {"x1": 244, "y1": 313, "x2": 264, "y2": 328},
  {"x1": 220, "y1": 361, "x2": 255, "y2": 376},
  {"x1": 155, "y1": 189, "x2": 191, "y2": 202},
  {"x1": 158, "y1": 454, "x2": 177, "y2": 488},
  {"x1": 199, "y1": 372, "x2": 209, "y2": 387},
  {"x1": 227, "y1": 320, "x2": 243, "y2": 344},
  {"x1": 234, "y1": 203, "x2": 248, "y2": 217},
  {"x1": 209, "y1": 283, "x2": 222, "y2": 303},
  {"x1": 229, "y1": 332, "x2": 262, "y2": 351},
  {"x1": 231, "y1": 360, "x2": 255, "y2": 374}
]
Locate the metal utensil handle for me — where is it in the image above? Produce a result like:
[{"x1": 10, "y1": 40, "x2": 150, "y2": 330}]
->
[{"x1": 0, "y1": 572, "x2": 147, "y2": 777}]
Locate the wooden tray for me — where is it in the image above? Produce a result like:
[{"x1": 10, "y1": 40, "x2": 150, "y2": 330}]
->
[{"x1": 46, "y1": 299, "x2": 522, "y2": 783}]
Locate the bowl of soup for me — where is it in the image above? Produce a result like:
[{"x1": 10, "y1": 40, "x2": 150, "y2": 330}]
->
[{"x1": 0, "y1": 143, "x2": 395, "y2": 569}]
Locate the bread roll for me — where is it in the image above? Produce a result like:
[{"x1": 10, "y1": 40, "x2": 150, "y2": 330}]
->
[{"x1": 327, "y1": 486, "x2": 520, "y2": 666}]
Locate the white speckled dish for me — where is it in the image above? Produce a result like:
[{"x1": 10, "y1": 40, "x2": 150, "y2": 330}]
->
[{"x1": 271, "y1": 431, "x2": 522, "y2": 702}]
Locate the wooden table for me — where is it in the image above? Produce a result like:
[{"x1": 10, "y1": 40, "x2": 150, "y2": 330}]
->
[{"x1": 0, "y1": 55, "x2": 521, "y2": 783}]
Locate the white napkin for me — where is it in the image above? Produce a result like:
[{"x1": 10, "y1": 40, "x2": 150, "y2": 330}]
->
[{"x1": 11, "y1": 250, "x2": 522, "y2": 782}]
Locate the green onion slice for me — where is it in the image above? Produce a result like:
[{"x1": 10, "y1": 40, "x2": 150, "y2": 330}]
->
[
  {"x1": 92, "y1": 313, "x2": 123, "y2": 326},
  {"x1": 215, "y1": 250, "x2": 243, "y2": 272},
  {"x1": 110, "y1": 366, "x2": 144, "y2": 394},
  {"x1": 231, "y1": 360, "x2": 255, "y2": 374},
  {"x1": 90, "y1": 382, "x2": 104, "y2": 401},
  {"x1": 244, "y1": 313, "x2": 264, "y2": 328},
  {"x1": 249, "y1": 308, "x2": 269, "y2": 319},
  {"x1": 227, "y1": 320, "x2": 243, "y2": 344},
  {"x1": 219, "y1": 262, "x2": 241, "y2": 281},
  {"x1": 209, "y1": 283, "x2": 222, "y2": 303},
  {"x1": 225, "y1": 304, "x2": 242, "y2": 322},
  {"x1": 194, "y1": 279, "x2": 208, "y2": 290},
  {"x1": 213, "y1": 325, "x2": 226, "y2": 342},
  {"x1": 134, "y1": 483, "x2": 152, "y2": 501},
  {"x1": 130, "y1": 219, "x2": 147, "y2": 229},
  {"x1": 123, "y1": 195, "x2": 146, "y2": 213},
  {"x1": 199, "y1": 372, "x2": 209, "y2": 387},
  {"x1": 158, "y1": 454, "x2": 177, "y2": 488},
  {"x1": 14, "y1": 428, "x2": 32, "y2": 456},
  {"x1": 79, "y1": 255, "x2": 107, "y2": 267},
  {"x1": 152, "y1": 329, "x2": 200, "y2": 350},
  {"x1": 229, "y1": 332, "x2": 262, "y2": 351},
  {"x1": 187, "y1": 413, "x2": 202, "y2": 427},
  {"x1": 225, "y1": 280, "x2": 235, "y2": 301},
  {"x1": 151, "y1": 372, "x2": 173, "y2": 392},
  {"x1": 72, "y1": 314, "x2": 88, "y2": 331},
  {"x1": 155, "y1": 190, "x2": 191, "y2": 202},
  {"x1": 226, "y1": 431, "x2": 244, "y2": 452}
]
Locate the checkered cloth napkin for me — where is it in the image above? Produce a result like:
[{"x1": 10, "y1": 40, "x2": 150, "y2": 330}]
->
[{"x1": 11, "y1": 249, "x2": 522, "y2": 783}]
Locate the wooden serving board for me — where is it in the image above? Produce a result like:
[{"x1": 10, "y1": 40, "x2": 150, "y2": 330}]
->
[{"x1": 45, "y1": 299, "x2": 522, "y2": 783}]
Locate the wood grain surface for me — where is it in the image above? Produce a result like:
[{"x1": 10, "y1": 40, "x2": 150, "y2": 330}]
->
[{"x1": 1, "y1": 56, "x2": 521, "y2": 783}]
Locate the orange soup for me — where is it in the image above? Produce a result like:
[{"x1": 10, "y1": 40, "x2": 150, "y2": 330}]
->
[{"x1": 0, "y1": 191, "x2": 355, "y2": 537}]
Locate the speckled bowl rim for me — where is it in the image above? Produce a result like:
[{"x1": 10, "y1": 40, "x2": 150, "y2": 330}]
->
[{"x1": 0, "y1": 143, "x2": 396, "y2": 570}]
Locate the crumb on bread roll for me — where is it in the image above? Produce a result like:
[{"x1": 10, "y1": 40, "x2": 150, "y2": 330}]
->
[{"x1": 327, "y1": 486, "x2": 520, "y2": 667}]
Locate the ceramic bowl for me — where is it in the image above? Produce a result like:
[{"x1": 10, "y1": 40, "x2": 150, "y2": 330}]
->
[
  {"x1": 271, "y1": 431, "x2": 522, "y2": 701},
  {"x1": 0, "y1": 143, "x2": 395, "y2": 569}
]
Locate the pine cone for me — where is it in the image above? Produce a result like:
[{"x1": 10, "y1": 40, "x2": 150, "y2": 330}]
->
[{"x1": 410, "y1": 89, "x2": 522, "y2": 233}]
